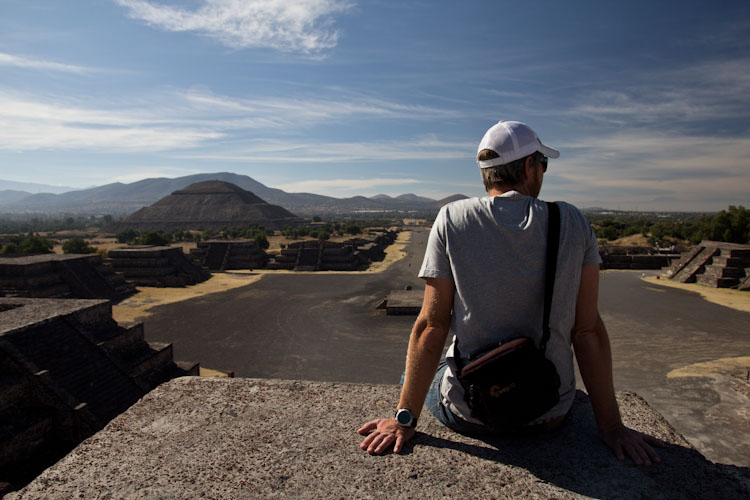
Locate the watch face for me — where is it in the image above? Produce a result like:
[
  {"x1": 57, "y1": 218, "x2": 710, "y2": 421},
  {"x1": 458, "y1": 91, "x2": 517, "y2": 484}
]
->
[{"x1": 396, "y1": 409, "x2": 412, "y2": 426}]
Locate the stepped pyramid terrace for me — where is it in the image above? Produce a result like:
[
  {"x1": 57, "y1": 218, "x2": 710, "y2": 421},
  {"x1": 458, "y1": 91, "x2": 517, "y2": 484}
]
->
[{"x1": 661, "y1": 240, "x2": 750, "y2": 290}]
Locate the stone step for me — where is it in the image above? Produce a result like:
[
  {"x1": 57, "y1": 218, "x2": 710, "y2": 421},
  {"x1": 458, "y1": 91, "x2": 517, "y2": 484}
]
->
[
  {"x1": 107, "y1": 258, "x2": 170, "y2": 268},
  {"x1": 0, "y1": 273, "x2": 65, "y2": 288},
  {"x1": 709, "y1": 255, "x2": 750, "y2": 267},
  {"x1": 702, "y1": 265, "x2": 748, "y2": 279},
  {"x1": 112, "y1": 266, "x2": 177, "y2": 277},
  {"x1": 128, "y1": 342, "x2": 174, "y2": 382},
  {"x1": 96, "y1": 322, "x2": 145, "y2": 353},
  {"x1": 696, "y1": 274, "x2": 739, "y2": 288}
]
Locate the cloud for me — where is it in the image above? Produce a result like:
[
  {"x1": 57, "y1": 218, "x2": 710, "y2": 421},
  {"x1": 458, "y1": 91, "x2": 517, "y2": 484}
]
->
[
  {"x1": 568, "y1": 58, "x2": 750, "y2": 127},
  {"x1": 544, "y1": 131, "x2": 750, "y2": 211},
  {"x1": 276, "y1": 178, "x2": 421, "y2": 193},
  {"x1": 0, "y1": 90, "x2": 222, "y2": 152},
  {"x1": 178, "y1": 136, "x2": 473, "y2": 163},
  {"x1": 0, "y1": 52, "x2": 94, "y2": 74},
  {"x1": 114, "y1": 0, "x2": 351, "y2": 54},
  {"x1": 0, "y1": 85, "x2": 463, "y2": 154}
]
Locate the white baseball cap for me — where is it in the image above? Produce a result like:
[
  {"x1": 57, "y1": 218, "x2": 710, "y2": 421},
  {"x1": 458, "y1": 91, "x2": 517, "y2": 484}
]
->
[{"x1": 477, "y1": 120, "x2": 560, "y2": 168}]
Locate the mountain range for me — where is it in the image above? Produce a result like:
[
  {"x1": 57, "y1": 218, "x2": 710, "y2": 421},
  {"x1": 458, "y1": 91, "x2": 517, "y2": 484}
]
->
[{"x1": 0, "y1": 173, "x2": 467, "y2": 216}]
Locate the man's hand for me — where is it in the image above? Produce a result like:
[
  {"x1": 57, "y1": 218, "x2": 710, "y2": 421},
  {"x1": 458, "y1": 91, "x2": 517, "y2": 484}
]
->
[
  {"x1": 357, "y1": 418, "x2": 416, "y2": 455},
  {"x1": 601, "y1": 424, "x2": 665, "y2": 466}
]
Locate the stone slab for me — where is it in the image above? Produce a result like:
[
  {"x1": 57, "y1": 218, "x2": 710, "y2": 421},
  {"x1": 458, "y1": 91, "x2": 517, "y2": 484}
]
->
[{"x1": 8, "y1": 377, "x2": 748, "y2": 499}]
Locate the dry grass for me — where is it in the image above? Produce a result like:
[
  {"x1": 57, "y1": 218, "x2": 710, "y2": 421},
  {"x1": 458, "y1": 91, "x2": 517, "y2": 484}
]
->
[{"x1": 642, "y1": 276, "x2": 750, "y2": 313}]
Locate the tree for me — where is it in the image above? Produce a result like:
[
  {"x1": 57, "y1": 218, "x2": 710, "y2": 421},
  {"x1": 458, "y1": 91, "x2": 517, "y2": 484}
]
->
[
  {"x1": 317, "y1": 231, "x2": 330, "y2": 241},
  {"x1": 62, "y1": 238, "x2": 97, "y2": 254},
  {"x1": 116, "y1": 228, "x2": 138, "y2": 243},
  {"x1": 254, "y1": 233, "x2": 269, "y2": 249},
  {"x1": 134, "y1": 230, "x2": 170, "y2": 246}
]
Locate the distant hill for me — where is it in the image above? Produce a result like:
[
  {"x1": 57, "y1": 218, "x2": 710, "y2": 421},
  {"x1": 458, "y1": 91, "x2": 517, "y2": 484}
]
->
[
  {"x1": 0, "y1": 190, "x2": 33, "y2": 205},
  {"x1": 0, "y1": 179, "x2": 78, "y2": 194},
  {"x1": 0, "y1": 172, "x2": 468, "y2": 217}
]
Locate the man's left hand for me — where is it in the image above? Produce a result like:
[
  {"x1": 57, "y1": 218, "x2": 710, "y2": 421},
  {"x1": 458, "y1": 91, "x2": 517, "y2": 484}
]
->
[
  {"x1": 358, "y1": 418, "x2": 416, "y2": 455},
  {"x1": 601, "y1": 424, "x2": 665, "y2": 466}
]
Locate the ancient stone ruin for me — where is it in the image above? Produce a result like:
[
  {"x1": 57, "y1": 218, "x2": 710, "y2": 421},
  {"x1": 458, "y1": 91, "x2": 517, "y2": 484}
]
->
[
  {"x1": 267, "y1": 231, "x2": 398, "y2": 272},
  {"x1": 0, "y1": 297, "x2": 198, "y2": 489},
  {"x1": 599, "y1": 246, "x2": 680, "y2": 270},
  {"x1": 268, "y1": 240, "x2": 362, "y2": 271},
  {"x1": 106, "y1": 180, "x2": 303, "y2": 232},
  {"x1": 190, "y1": 240, "x2": 268, "y2": 271},
  {"x1": 661, "y1": 240, "x2": 750, "y2": 289},
  {"x1": 0, "y1": 254, "x2": 135, "y2": 301},
  {"x1": 107, "y1": 246, "x2": 210, "y2": 286}
]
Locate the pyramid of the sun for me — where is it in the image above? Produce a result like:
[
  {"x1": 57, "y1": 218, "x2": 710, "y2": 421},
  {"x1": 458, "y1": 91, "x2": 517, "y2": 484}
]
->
[{"x1": 109, "y1": 180, "x2": 302, "y2": 231}]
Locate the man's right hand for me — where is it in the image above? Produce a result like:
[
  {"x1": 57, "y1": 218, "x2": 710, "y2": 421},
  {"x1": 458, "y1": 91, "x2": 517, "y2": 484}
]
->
[
  {"x1": 357, "y1": 418, "x2": 416, "y2": 455},
  {"x1": 601, "y1": 424, "x2": 665, "y2": 466}
]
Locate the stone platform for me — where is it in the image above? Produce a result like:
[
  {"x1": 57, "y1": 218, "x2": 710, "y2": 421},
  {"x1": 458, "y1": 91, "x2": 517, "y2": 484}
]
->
[
  {"x1": 107, "y1": 246, "x2": 210, "y2": 287},
  {"x1": 7, "y1": 378, "x2": 748, "y2": 499}
]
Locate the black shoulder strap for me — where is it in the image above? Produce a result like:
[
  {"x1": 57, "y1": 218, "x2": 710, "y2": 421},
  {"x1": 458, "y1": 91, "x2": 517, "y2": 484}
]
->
[{"x1": 541, "y1": 202, "x2": 560, "y2": 352}]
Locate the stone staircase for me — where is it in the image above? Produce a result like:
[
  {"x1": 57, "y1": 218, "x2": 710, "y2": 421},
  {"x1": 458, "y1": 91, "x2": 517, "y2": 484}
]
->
[
  {"x1": 661, "y1": 240, "x2": 750, "y2": 289},
  {"x1": 0, "y1": 297, "x2": 199, "y2": 488}
]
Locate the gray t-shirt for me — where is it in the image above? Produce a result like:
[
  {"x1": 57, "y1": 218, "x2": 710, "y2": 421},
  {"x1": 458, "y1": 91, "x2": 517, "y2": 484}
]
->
[{"x1": 418, "y1": 191, "x2": 602, "y2": 424}]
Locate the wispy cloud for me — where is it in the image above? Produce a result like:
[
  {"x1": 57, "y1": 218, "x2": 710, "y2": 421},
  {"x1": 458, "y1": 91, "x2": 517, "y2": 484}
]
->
[
  {"x1": 277, "y1": 177, "x2": 420, "y2": 193},
  {"x1": 178, "y1": 136, "x2": 473, "y2": 163},
  {"x1": 0, "y1": 90, "x2": 222, "y2": 151},
  {"x1": 545, "y1": 131, "x2": 750, "y2": 210},
  {"x1": 0, "y1": 52, "x2": 94, "y2": 74},
  {"x1": 568, "y1": 58, "x2": 750, "y2": 127},
  {"x1": 114, "y1": 0, "x2": 352, "y2": 54},
  {"x1": 0, "y1": 87, "x2": 460, "y2": 153}
]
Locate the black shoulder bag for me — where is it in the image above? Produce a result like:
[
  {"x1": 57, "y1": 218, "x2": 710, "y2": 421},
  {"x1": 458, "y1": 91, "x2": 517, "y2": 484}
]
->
[{"x1": 458, "y1": 201, "x2": 562, "y2": 431}]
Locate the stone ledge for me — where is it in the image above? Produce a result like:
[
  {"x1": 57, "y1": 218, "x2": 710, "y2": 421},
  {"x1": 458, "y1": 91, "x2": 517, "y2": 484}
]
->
[{"x1": 8, "y1": 377, "x2": 749, "y2": 499}]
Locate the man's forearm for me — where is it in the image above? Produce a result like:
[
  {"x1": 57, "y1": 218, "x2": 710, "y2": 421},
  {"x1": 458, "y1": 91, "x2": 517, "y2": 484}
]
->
[
  {"x1": 573, "y1": 314, "x2": 623, "y2": 432},
  {"x1": 397, "y1": 321, "x2": 448, "y2": 418}
]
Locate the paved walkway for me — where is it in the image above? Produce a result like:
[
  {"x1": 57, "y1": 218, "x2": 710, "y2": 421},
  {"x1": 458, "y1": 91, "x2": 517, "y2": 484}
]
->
[{"x1": 142, "y1": 229, "x2": 750, "y2": 466}]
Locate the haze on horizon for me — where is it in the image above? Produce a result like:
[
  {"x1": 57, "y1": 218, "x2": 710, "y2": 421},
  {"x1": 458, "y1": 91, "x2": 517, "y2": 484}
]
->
[{"x1": 1, "y1": 1, "x2": 748, "y2": 212}]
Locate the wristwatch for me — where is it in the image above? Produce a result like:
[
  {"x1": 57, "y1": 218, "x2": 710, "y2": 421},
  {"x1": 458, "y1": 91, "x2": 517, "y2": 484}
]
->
[{"x1": 395, "y1": 408, "x2": 417, "y2": 428}]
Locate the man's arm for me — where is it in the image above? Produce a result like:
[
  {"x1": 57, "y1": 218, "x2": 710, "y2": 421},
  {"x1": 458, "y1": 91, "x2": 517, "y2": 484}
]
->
[
  {"x1": 358, "y1": 277, "x2": 454, "y2": 455},
  {"x1": 572, "y1": 264, "x2": 664, "y2": 466}
]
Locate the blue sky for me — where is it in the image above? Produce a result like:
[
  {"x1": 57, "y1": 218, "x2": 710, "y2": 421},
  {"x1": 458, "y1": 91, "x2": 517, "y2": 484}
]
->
[{"x1": 0, "y1": 0, "x2": 748, "y2": 211}]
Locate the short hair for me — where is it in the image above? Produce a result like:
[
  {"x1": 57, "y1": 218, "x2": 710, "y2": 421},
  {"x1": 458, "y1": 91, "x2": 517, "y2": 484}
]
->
[{"x1": 478, "y1": 149, "x2": 528, "y2": 191}]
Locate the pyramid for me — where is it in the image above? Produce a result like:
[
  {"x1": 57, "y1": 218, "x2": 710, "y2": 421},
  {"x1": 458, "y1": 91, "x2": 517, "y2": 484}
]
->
[{"x1": 108, "y1": 180, "x2": 302, "y2": 231}]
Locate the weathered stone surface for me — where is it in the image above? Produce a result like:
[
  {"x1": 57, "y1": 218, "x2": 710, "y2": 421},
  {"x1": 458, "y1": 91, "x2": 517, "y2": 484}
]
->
[{"x1": 8, "y1": 377, "x2": 748, "y2": 499}]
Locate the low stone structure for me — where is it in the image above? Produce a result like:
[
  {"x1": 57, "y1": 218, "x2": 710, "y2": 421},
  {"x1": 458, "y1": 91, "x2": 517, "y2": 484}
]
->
[
  {"x1": 6, "y1": 378, "x2": 748, "y2": 499},
  {"x1": 599, "y1": 246, "x2": 680, "y2": 270},
  {"x1": 381, "y1": 289, "x2": 424, "y2": 315},
  {"x1": 0, "y1": 254, "x2": 135, "y2": 302},
  {"x1": 0, "y1": 298, "x2": 198, "y2": 490},
  {"x1": 189, "y1": 240, "x2": 268, "y2": 271},
  {"x1": 661, "y1": 240, "x2": 750, "y2": 289},
  {"x1": 268, "y1": 240, "x2": 362, "y2": 271},
  {"x1": 107, "y1": 246, "x2": 210, "y2": 287}
]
